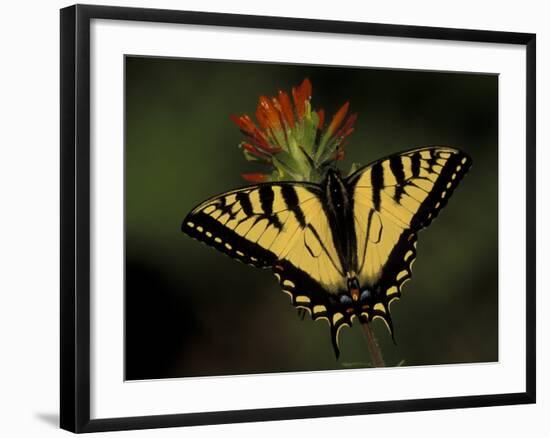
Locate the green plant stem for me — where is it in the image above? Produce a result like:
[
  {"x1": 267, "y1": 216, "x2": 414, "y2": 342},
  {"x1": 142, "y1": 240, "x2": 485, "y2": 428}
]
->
[{"x1": 361, "y1": 322, "x2": 385, "y2": 367}]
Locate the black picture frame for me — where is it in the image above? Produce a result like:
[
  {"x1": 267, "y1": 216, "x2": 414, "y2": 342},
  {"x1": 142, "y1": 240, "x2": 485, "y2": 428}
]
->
[{"x1": 60, "y1": 4, "x2": 536, "y2": 433}]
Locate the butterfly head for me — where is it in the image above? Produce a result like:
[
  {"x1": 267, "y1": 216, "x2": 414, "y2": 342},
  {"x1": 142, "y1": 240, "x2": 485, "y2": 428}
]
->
[
  {"x1": 324, "y1": 167, "x2": 343, "y2": 184},
  {"x1": 324, "y1": 167, "x2": 350, "y2": 213}
]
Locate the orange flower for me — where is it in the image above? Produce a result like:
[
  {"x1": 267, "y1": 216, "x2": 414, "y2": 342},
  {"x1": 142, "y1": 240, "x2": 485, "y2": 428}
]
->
[{"x1": 231, "y1": 78, "x2": 357, "y2": 183}]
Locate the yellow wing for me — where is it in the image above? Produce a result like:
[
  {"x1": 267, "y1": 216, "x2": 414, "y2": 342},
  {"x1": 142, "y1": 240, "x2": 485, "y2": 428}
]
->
[
  {"x1": 182, "y1": 183, "x2": 356, "y2": 354},
  {"x1": 348, "y1": 146, "x2": 472, "y2": 328},
  {"x1": 182, "y1": 182, "x2": 347, "y2": 296}
]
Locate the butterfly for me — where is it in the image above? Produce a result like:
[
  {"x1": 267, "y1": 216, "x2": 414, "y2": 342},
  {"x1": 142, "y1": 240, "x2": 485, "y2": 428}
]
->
[{"x1": 182, "y1": 146, "x2": 472, "y2": 358}]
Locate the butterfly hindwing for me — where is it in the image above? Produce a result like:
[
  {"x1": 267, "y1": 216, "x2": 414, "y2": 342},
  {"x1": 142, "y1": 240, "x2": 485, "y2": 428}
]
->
[{"x1": 273, "y1": 259, "x2": 352, "y2": 357}]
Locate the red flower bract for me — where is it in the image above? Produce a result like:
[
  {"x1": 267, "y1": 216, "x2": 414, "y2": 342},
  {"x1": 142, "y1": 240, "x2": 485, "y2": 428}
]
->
[
  {"x1": 231, "y1": 78, "x2": 357, "y2": 182},
  {"x1": 241, "y1": 173, "x2": 270, "y2": 183}
]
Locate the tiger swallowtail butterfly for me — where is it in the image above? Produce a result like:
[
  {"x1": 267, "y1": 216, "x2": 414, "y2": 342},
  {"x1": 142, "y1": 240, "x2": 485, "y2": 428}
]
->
[{"x1": 182, "y1": 146, "x2": 472, "y2": 357}]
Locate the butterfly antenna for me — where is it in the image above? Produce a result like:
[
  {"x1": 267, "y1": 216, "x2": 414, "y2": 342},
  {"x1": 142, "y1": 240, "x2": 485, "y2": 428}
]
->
[{"x1": 298, "y1": 145, "x2": 316, "y2": 168}]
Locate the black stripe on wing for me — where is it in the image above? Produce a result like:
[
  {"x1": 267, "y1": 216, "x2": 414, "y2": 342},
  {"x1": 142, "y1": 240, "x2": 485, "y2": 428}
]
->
[
  {"x1": 409, "y1": 150, "x2": 472, "y2": 230},
  {"x1": 389, "y1": 155, "x2": 406, "y2": 201},
  {"x1": 183, "y1": 210, "x2": 277, "y2": 268},
  {"x1": 281, "y1": 185, "x2": 307, "y2": 227},
  {"x1": 371, "y1": 161, "x2": 384, "y2": 211}
]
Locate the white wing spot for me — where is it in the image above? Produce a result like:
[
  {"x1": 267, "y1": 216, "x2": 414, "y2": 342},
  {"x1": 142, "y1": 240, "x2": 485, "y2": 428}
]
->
[
  {"x1": 435, "y1": 201, "x2": 441, "y2": 209},
  {"x1": 237, "y1": 250, "x2": 245, "y2": 257},
  {"x1": 441, "y1": 190, "x2": 447, "y2": 198},
  {"x1": 333, "y1": 313, "x2": 344, "y2": 325},
  {"x1": 461, "y1": 157, "x2": 468, "y2": 164},
  {"x1": 214, "y1": 237, "x2": 222, "y2": 244},
  {"x1": 451, "y1": 173, "x2": 457, "y2": 180},
  {"x1": 446, "y1": 182, "x2": 452, "y2": 189},
  {"x1": 373, "y1": 303, "x2": 385, "y2": 313},
  {"x1": 206, "y1": 231, "x2": 212, "y2": 238},
  {"x1": 456, "y1": 165, "x2": 462, "y2": 172},
  {"x1": 225, "y1": 243, "x2": 232, "y2": 250},
  {"x1": 283, "y1": 279, "x2": 295, "y2": 288},
  {"x1": 196, "y1": 226, "x2": 203, "y2": 233},
  {"x1": 313, "y1": 305, "x2": 327, "y2": 314},
  {"x1": 396, "y1": 270, "x2": 409, "y2": 281},
  {"x1": 187, "y1": 222, "x2": 195, "y2": 228}
]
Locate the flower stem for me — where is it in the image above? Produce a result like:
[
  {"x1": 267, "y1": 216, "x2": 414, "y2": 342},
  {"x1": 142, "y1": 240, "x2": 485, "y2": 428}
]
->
[{"x1": 361, "y1": 322, "x2": 385, "y2": 367}]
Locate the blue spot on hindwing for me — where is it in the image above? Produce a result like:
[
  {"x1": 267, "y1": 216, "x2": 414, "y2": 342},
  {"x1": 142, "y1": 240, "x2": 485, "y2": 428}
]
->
[
  {"x1": 360, "y1": 289, "x2": 371, "y2": 302},
  {"x1": 339, "y1": 295, "x2": 353, "y2": 305}
]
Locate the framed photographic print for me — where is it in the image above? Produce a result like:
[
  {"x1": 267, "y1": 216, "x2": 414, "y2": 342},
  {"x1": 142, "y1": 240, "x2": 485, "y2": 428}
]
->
[{"x1": 60, "y1": 4, "x2": 536, "y2": 433}]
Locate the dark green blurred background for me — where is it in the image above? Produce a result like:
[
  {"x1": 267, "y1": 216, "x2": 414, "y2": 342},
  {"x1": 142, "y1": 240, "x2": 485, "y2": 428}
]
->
[{"x1": 125, "y1": 56, "x2": 498, "y2": 380}]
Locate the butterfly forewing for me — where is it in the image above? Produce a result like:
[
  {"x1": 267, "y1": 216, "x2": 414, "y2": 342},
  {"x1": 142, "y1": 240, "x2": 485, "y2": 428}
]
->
[{"x1": 182, "y1": 182, "x2": 347, "y2": 293}]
